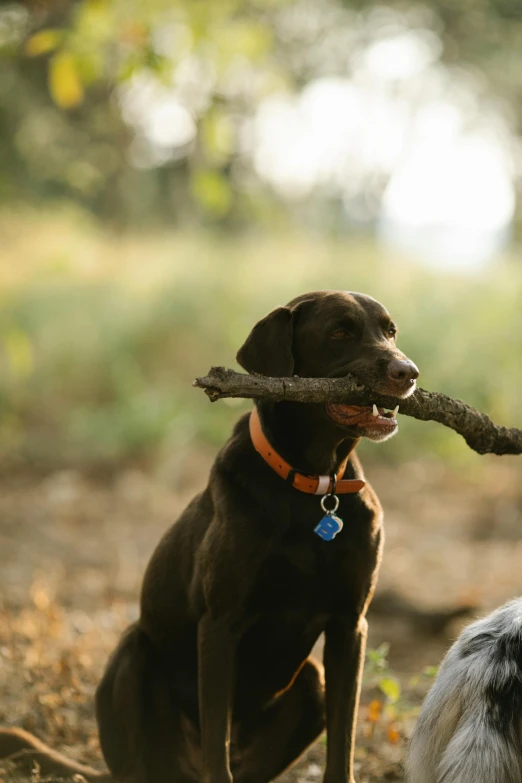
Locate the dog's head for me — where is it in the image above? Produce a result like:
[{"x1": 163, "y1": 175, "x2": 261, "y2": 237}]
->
[{"x1": 237, "y1": 290, "x2": 419, "y2": 442}]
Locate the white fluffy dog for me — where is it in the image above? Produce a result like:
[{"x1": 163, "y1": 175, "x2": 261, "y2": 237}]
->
[{"x1": 406, "y1": 599, "x2": 522, "y2": 783}]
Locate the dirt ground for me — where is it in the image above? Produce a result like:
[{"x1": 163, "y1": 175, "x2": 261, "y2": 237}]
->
[{"x1": 1, "y1": 447, "x2": 522, "y2": 782}]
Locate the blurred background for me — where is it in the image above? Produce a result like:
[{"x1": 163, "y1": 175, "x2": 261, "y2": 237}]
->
[{"x1": 1, "y1": 1, "x2": 522, "y2": 781}]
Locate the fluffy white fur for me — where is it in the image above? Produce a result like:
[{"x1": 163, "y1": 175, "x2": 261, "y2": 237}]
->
[{"x1": 405, "y1": 599, "x2": 522, "y2": 783}]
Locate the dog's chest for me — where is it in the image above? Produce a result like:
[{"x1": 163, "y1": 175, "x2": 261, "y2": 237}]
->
[{"x1": 245, "y1": 517, "x2": 378, "y2": 617}]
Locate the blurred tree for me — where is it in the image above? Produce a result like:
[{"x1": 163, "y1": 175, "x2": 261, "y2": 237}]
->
[{"x1": 0, "y1": 0, "x2": 521, "y2": 226}]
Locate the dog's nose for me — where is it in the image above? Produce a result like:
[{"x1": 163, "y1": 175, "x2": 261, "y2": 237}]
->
[{"x1": 387, "y1": 358, "x2": 419, "y2": 387}]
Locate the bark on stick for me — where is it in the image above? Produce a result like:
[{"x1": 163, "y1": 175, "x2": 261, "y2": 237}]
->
[{"x1": 193, "y1": 366, "x2": 522, "y2": 456}]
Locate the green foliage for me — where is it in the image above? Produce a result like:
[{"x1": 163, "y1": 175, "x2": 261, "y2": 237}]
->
[
  {"x1": 1, "y1": 208, "x2": 522, "y2": 471},
  {"x1": 379, "y1": 677, "x2": 401, "y2": 704},
  {"x1": 409, "y1": 665, "x2": 439, "y2": 688},
  {"x1": 365, "y1": 644, "x2": 401, "y2": 703},
  {"x1": 191, "y1": 170, "x2": 233, "y2": 218},
  {"x1": 366, "y1": 643, "x2": 391, "y2": 673},
  {"x1": 2, "y1": 0, "x2": 522, "y2": 225},
  {"x1": 0, "y1": 0, "x2": 289, "y2": 223}
]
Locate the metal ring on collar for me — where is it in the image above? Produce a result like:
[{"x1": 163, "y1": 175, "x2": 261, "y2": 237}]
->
[{"x1": 320, "y1": 493, "x2": 340, "y2": 514}]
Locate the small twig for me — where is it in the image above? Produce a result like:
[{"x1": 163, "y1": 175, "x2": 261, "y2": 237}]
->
[{"x1": 193, "y1": 366, "x2": 522, "y2": 456}]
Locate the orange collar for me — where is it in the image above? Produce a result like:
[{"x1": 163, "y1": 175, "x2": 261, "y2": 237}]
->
[{"x1": 249, "y1": 409, "x2": 365, "y2": 495}]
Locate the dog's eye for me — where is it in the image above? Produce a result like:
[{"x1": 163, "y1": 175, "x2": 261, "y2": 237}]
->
[
  {"x1": 331, "y1": 328, "x2": 349, "y2": 339},
  {"x1": 387, "y1": 325, "x2": 397, "y2": 338}
]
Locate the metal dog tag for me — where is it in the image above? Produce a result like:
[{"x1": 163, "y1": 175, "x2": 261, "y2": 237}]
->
[{"x1": 314, "y1": 513, "x2": 344, "y2": 541}]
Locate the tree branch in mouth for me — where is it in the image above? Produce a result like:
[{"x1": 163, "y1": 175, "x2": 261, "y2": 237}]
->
[{"x1": 193, "y1": 366, "x2": 522, "y2": 457}]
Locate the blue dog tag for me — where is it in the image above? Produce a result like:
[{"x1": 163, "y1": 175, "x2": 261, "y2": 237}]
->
[{"x1": 314, "y1": 513, "x2": 344, "y2": 541}]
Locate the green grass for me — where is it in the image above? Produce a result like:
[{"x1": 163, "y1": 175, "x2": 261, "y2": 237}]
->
[{"x1": 1, "y1": 206, "x2": 521, "y2": 472}]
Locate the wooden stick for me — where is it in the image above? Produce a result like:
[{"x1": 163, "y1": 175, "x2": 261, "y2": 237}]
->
[{"x1": 193, "y1": 367, "x2": 522, "y2": 456}]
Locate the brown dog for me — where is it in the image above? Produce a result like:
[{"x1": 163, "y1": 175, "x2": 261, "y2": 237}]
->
[{"x1": 0, "y1": 290, "x2": 418, "y2": 783}]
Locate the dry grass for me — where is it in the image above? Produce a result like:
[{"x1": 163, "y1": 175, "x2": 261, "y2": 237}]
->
[{"x1": 2, "y1": 452, "x2": 522, "y2": 782}]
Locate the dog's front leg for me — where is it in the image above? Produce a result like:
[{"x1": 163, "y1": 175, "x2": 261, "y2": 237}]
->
[
  {"x1": 323, "y1": 615, "x2": 368, "y2": 783},
  {"x1": 198, "y1": 612, "x2": 238, "y2": 783}
]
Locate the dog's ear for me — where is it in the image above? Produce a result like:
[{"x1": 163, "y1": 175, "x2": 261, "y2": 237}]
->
[{"x1": 236, "y1": 306, "x2": 294, "y2": 377}]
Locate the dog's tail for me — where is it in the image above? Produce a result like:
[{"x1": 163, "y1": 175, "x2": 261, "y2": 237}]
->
[
  {"x1": 405, "y1": 598, "x2": 522, "y2": 783},
  {"x1": 0, "y1": 726, "x2": 112, "y2": 781}
]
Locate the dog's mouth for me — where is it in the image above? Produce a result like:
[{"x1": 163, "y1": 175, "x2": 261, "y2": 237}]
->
[{"x1": 325, "y1": 403, "x2": 399, "y2": 442}]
